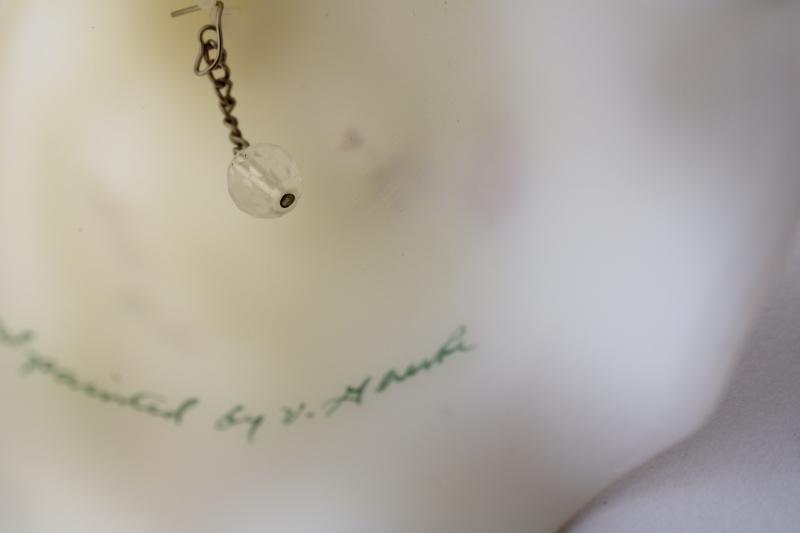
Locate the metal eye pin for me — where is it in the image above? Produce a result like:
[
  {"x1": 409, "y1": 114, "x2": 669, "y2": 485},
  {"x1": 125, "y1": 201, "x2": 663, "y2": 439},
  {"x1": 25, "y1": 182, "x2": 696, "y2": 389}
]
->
[{"x1": 171, "y1": 2, "x2": 302, "y2": 219}]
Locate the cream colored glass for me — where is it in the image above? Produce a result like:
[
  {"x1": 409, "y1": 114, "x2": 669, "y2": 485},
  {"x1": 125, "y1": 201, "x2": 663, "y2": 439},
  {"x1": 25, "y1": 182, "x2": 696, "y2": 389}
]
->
[{"x1": 1, "y1": 2, "x2": 799, "y2": 532}]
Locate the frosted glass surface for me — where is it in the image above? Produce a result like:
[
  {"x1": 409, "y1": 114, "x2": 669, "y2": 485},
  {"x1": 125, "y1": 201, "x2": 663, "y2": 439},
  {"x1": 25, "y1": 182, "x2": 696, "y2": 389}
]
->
[{"x1": 227, "y1": 143, "x2": 301, "y2": 218}]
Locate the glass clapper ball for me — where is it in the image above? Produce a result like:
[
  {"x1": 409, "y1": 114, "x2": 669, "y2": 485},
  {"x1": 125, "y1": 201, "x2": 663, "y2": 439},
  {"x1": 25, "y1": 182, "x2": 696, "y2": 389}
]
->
[{"x1": 227, "y1": 143, "x2": 302, "y2": 218}]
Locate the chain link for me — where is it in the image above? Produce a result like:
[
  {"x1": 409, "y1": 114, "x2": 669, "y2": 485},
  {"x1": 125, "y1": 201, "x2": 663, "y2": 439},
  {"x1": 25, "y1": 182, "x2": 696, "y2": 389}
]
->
[{"x1": 194, "y1": 3, "x2": 250, "y2": 154}]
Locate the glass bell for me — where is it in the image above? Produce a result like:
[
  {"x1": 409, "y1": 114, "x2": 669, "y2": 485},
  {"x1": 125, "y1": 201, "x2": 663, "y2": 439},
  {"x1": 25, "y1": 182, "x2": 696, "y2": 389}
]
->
[{"x1": 227, "y1": 143, "x2": 302, "y2": 218}]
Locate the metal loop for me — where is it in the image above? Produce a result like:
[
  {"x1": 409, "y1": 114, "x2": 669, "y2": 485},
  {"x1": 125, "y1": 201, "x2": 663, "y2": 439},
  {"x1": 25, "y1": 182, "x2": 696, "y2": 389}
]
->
[{"x1": 193, "y1": 3, "x2": 224, "y2": 76}]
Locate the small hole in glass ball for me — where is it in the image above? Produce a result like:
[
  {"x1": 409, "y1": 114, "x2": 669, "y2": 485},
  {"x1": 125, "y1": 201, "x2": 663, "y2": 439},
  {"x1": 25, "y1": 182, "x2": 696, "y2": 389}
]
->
[{"x1": 280, "y1": 194, "x2": 296, "y2": 209}]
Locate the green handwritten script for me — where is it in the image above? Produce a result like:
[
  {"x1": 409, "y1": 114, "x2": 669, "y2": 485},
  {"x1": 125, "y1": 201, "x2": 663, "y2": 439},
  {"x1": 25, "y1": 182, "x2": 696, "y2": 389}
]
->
[{"x1": 0, "y1": 318, "x2": 474, "y2": 444}]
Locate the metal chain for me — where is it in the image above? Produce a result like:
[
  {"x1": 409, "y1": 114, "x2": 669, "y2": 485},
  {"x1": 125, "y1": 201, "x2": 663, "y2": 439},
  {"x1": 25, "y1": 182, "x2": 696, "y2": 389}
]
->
[{"x1": 193, "y1": 3, "x2": 250, "y2": 154}]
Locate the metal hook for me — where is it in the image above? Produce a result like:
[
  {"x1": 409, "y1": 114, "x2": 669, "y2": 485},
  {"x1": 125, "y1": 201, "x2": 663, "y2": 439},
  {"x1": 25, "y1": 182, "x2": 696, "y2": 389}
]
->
[{"x1": 171, "y1": 1, "x2": 225, "y2": 76}]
